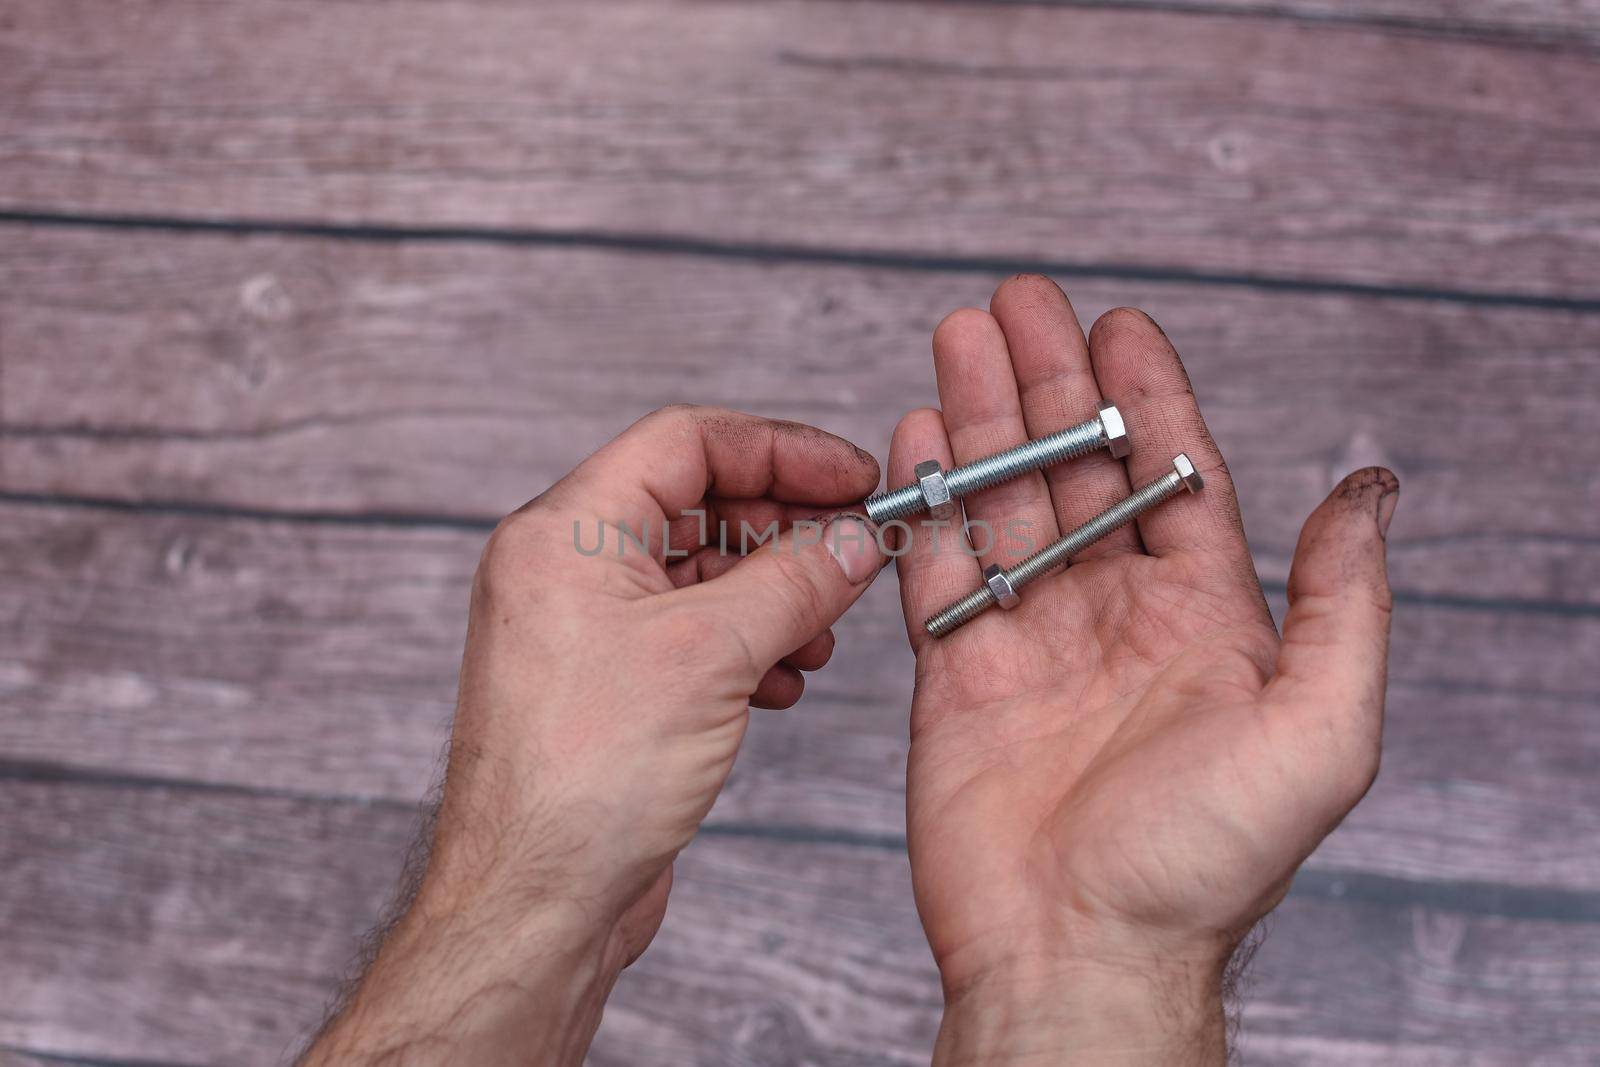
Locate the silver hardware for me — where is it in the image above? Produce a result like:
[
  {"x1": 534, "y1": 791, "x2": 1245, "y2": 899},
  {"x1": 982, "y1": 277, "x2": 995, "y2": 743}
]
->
[
  {"x1": 865, "y1": 403, "x2": 1131, "y2": 525},
  {"x1": 924, "y1": 454, "x2": 1203, "y2": 637}
]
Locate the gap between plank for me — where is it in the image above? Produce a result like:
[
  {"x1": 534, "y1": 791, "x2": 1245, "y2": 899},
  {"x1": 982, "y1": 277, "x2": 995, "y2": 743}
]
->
[
  {"x1": 1257, "y1": 580, "x2": 1600, "y2": 621},
  {"x1": 2, "y1": 490, "x2": 1596, "y2": 618},
  {"x1": 0, "y1": 489, "x2": 496, "y2": 534},
  {"x1": 4, "y1": 759, "x2": 1598, "y2": 926},
  {"x1": 3, "y1": 209, "x2": 1598, "y2": 314},
  {"x1": 0, "y1": 1047, "x2": 196, "y2": 1067},
  {"x1": 897, "y1": 0, "x2": 1600, "y2": 55}
]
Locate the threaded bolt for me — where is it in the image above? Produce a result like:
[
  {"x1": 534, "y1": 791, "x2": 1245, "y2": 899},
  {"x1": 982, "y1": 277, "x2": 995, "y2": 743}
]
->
[
  {"x1": 864, "y1": 402, "x2": 1130, "y2": 525},
  {"x1": 924, "y1": 453, "x2": 1204, "y2": 638}
]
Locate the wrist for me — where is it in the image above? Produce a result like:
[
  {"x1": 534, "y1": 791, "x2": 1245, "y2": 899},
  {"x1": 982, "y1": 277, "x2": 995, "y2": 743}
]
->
[
  {"x1": 933, "y1": 952, "x2": 1227, "y2": 1067},
  {"x1": 304, "y1": 883, "x2": 626, "y2": 1067}
]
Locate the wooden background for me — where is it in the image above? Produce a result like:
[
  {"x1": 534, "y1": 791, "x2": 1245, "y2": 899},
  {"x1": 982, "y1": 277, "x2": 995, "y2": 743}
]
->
[{"x1": 2, "y1": 1, "x2": 1599, "y2": 1063}]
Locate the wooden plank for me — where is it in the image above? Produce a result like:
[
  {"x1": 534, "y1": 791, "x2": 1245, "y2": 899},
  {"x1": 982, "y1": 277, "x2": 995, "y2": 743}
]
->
[
  {"x1": 0, "y1": 778, "x2": 940, "y2": 1067},
  {"x1": 1, "y1": 780, "x2": 1597, "y2": 1066},
  {"x1": 0, "y1": 781, "x2": 416, "y2": 1067},
  {"x1": 4, "y1": 2, "x2": 1600, "y2": 296},
  {"x1": 1239, "y1": 891, "x2": 1600, "y2": 1064},
  {"x1": 4, "y1": 226, "x2": 1597, "y2": 560},
  {"x1": 4, "y1": 500, "x2": 1599, "y2": 893}
]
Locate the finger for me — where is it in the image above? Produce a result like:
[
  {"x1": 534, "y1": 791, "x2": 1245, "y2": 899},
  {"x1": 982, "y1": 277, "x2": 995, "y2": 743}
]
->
[
  {"x1": 666, "y1": 545, "x2": 736, "y2": 589},
  {"x1": 784, "y1": 629, "x2": 835, "y2": 672},
  {"x1": 751, "y1": 663, "x2": 806, "y2": 710},
  {"x1": 1087, "y1": 308, "x2": 1252, "y2": 575},
  {"x1": 667, "y1": 514, "x2": 883, "y2": 677},
  {"x1": 888, "y1": 408, "x2": 981, "y2": 653},
  {"x1": 549, "y1": 406, "x2": 880, "y2": 549},
  {"x1": 665, "y1": 531, "x2": 870, "y2": 604},
  {"x1": 989, "y1": 274, "x2": 1138, "y2": 558},
  {"x1": 665, "y1": 497, "x2": 837, "y2": 562},
  {"x1": 1267, "y1": 468, "x2": 1399, "y2": 800},
  {"x1": 931, "y1": 308, "x2": 1060, "y2": 568}
]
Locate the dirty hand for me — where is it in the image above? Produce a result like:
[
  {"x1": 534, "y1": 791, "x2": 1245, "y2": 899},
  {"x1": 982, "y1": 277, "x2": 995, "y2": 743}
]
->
[
  {"x1": 302, "y1": 406, "x2": 884, "y2": 1067},
  {"x1": 893, "y1": 277, "x2": 1397, "y2": 1065}
]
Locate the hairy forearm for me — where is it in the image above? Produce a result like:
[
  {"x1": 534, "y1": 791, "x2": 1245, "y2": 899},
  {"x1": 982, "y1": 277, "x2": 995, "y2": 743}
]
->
[
  {"x1": 300, "y1": 894, "x2": 623, "y2": 1067},
  {"x1": 933, "y1": 957, "x2": 1227, "y2": 1067}
]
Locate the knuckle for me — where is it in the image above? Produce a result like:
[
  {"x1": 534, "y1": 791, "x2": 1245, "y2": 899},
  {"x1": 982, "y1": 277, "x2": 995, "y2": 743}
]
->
[
  {"x1": 1366, "y1": 596, "x2": 1395, "y2": 634},
  {"x1": 1370, "y1": 579, "x2": 1395, "y2": 619},
  {"x1": 1334, "y1": 738, "x2": 1382, "y2": 808},
  {"x1": 648, "y1": 402, "x2": 699, "y2": 423},
  {"x1": 635, "y1": 403, "x2": 703, "y2": 443},
  {"x1": 801, "y1": 629, "x2": 836, "y2": 667},
  {"x1": 478, "y1": 515, "x2": 527, "y2": 582},
  {"x1": 763, "y1": 551, "x2": 832, "y2": 634},
  {"x1": 476, "y1": 510, "x2": 554, "y2": 596}
]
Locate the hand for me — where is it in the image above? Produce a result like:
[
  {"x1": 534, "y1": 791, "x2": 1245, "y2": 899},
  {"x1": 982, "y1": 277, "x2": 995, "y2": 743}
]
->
[
  {"x1": 301, "y1": 406, "x2": 884, "y2": 1066},
  {"x1": 892, "y1": 277, "x2": 1397, "y2": 1065}
]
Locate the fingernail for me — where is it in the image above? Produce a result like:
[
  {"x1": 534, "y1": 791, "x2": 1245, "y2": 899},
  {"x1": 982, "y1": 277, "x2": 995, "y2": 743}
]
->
[
  {"x1": 825, "y1": 516, "x2": 882, "y2": 584},
  {"x1": 1376, "y1": 486, "x2": 1400, "y2": 539}
]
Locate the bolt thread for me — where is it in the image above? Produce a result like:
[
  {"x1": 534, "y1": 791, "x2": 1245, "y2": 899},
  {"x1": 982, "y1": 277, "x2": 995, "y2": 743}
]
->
[
  {"x1": 945, "y1": 418, "x2": 1104, "y2": 496},
  {"x1": 922, "y1": 468, "x2": 1186, "y2": 638},
  {"x1": 1009, "y1": 471, "x2": 1182, "y2": 587},
  {"x1": 867, "y1": 414, "x2": 1107, "y2": 524},
  {"x1": 924, "y1": 585, "x2": 999, "y2": 638},
  {"x1": 863, "y1": 484, "x2": 927, "y2": 524}
]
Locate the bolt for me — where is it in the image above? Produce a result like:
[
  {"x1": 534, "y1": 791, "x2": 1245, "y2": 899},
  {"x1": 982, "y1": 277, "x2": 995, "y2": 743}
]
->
[
  {"x1": 865, "y1": 402, "x2": 1132, "y2": 525},
  {"x1": 923, "y1": 453, "x2": 1204, "y2": 638}
]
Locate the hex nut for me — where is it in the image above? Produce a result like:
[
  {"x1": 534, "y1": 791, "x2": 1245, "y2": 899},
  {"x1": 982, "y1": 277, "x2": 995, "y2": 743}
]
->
[
  {"x1": 1099, "y1": 402, "x2": 1131, "y2": 459},
  {"x1": 915, "y1": 459, "x2": 956, "y2": 519},
  {"x1": 1173, "y1": 452, "x2": 1204, "y2": 493},
  {"x1": 984, "y1": 564, "x2": 1021, "y2": 610}
]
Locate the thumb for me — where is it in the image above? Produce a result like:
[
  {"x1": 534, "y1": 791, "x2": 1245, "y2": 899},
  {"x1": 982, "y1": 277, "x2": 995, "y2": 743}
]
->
[
  {"x1": 1267, "y1": 467, "x2": 1399, "y2": 745},
  {"x1": 673, "y1": 514, "x2": 884, "y2": 677}
]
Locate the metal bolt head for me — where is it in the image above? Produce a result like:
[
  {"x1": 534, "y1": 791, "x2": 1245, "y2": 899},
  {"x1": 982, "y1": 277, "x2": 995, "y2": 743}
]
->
[
  {"x1": 1173, "y1": 452, "x2": 1204, "y2": 493},
  {"x1": 1099, "y1": 402, "x2": 1131, "y2": 459},
  {"x1": 984, "y1": 564, "x2": 1021, "y2": 610},
  {"x1": 915, "y1": 459, "x2": 956, "y2": 519}
]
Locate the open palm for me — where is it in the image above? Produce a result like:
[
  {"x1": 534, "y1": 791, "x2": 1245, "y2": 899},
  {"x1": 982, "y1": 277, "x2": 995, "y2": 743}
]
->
[{"x1": 889, "y1": 277, "x2": 1397, "y2": 1053}]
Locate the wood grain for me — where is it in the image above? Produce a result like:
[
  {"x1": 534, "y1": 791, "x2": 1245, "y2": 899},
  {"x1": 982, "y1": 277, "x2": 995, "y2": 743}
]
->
[
  {"x1": 4, "y1": 4, "x2": 1597, "y2": 1063},
  {"x1": 4, "y1": 1, "x2": 1600, "y2": 296},
  {"x1": 1, "y1": 779, "x2": 1597, "y2": 1067},
  {"x1": 4, "y1": 499, "x2": 1598, "y2": 893},
  {"x1": 4, "y1": 226, "x2": 1597, "y2": 560}
]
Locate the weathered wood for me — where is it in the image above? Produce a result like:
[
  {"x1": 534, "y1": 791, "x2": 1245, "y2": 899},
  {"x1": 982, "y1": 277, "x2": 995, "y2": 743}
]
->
[
  {"x1": 4, "y1": 500, "x2": 1598, "y2": 892},
  {"x1": 1239, "y1": 891, "x2": 1600, "y2": 1064},
  {"x1": 0, "y1": 780, "x2": 1596, "y2": 1067},
  {"x1": 0, "y1": 778, "x2": 939, "y2": 1066},
  {"x1": 4, "y1": 2, "x2": 1600, "y2": 296},
  {"x1": 3, "y1": 3, "x2": 1595, "y2": 1064},
  {"x1": 4, "y1": 227, "x2": 1597, "y2": 561}
]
